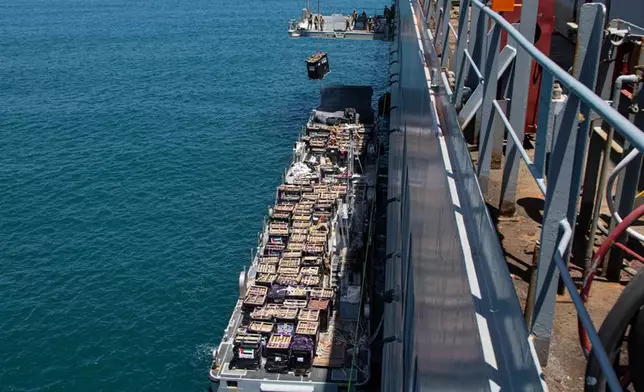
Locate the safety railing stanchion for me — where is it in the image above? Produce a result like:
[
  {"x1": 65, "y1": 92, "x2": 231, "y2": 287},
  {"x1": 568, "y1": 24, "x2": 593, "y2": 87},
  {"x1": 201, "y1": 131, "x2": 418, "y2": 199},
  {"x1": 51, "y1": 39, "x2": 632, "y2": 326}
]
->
[
  {"x1": 477, "y1": 21, "x2": 501, "y2": 193},
  {"x1": 498, "y1": 0, "x2": 539, "y2": 217},
  {"x1": 452, "y1": 0, "x2": 470, "y2": 107},
  {"x1": 431, "y1": 0, "x2": 642, "y2": 387},
  {"x1": 438, "y1": 0, "x2": 452, "y2": 67}
]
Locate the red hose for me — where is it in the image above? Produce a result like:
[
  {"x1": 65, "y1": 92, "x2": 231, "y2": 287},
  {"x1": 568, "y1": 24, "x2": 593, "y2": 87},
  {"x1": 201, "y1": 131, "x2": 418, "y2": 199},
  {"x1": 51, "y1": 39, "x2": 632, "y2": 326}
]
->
[{"x1": 578, "y1": 204, "x2": 644, "y2": 356}]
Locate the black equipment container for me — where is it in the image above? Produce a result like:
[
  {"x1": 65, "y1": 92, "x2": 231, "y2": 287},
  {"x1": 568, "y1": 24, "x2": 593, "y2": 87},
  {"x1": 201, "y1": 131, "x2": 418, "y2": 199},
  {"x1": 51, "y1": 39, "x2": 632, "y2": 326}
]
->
[
  {"x1": 306, "y1": 52, "x2": 330, "y2": 80},
  {"x1": 230, "y1": 334, "x2": 262, "y2": 370}
]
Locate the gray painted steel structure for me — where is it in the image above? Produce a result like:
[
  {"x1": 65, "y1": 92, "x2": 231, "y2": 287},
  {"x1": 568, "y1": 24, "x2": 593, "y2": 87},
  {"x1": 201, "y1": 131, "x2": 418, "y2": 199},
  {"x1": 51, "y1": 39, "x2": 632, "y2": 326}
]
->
[
  {"x1": 381, "y1": 1, "x2": 545, "y2": 390},
  {"x1": 420, "y1": 0, "x2": 644, "y2": 390}
]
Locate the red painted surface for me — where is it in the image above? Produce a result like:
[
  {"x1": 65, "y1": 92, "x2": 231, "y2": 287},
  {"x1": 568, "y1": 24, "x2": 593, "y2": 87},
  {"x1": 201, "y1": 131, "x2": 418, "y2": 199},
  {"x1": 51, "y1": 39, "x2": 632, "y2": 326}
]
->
[
  {"x1": 500, "y1": 0, "x2": 556, "y2": 134},
  {"x1": 491, "y1": 0, "x2": 515, "y2": 12}
]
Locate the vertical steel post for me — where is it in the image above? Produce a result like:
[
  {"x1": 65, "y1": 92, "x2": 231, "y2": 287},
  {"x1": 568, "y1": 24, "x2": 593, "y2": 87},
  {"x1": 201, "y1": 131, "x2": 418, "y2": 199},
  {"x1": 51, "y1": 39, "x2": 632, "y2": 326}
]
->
[
  {"x1": 477, "y1": 23, "x2": 501, "y2": 193},
  {"x1": 452, "y1": 0, "x2": 471, "y2": 107},
  {"x1": 490, "y1": 99, "x2": 507, "y2": 170},
  {"x1": 530, "y1": 3, "x2": 606, "y2": 364},
  {"x1": 439, "y1": 0, "x2": 453, "y2": 68},
  {"x1": 472, "y1": 15, "x2": 488, "y2": 142},
  {"x1": 466, "y1": 5, "x2": 484, "y2": 95},
  {"x1": 605, "y1": 83, "x2": 644, "y2": 280},
  {"x1": 534, "y1": 72, "x2": 554, "y2": 180},
  {"x1": 497, "y1": 0, "x2": 538, "y2": 216}
]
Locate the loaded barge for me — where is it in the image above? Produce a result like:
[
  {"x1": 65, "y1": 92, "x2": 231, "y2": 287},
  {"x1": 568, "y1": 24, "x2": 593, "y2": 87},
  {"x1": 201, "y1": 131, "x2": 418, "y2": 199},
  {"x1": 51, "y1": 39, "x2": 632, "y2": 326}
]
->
[{"x1": 209, "y1": 86, "x2": 379, "y2": 392}]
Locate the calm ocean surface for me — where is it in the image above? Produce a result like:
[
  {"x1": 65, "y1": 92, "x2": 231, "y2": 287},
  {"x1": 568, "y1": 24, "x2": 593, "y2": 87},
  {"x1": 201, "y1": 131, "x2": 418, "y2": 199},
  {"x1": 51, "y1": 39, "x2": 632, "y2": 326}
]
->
[{"x1": 0, "y1": 0, "x2": 388, "y2": 390}]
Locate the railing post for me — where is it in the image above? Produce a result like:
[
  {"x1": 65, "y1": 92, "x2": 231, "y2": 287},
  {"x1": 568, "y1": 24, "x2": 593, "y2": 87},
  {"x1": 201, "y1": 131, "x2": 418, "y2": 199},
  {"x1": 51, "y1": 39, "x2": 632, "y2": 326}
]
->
[
  {"x1": 467, "y1": 5, "x2": 485, "y2": 97},
  {"x1": 472, "y1": 15, "x2": 488, "y2": 142},
  {"x1": 439, "y1": 0, "x2": 452, "y2": 67},
  {"x1": 497, "y1": 0, "x2": 538, "y2": 216},
  {"x1": 490, "y1": 99, "x2": 507, "y2": 170},
  {"x1": 452, "y1": 0, "x2": 471, "y2": 107},
  {"x1": 530, "y1": 3, "x2": 606, "y2": 365},
  {"x1": 533, "y1": 72, "x2": 554, "y2": 179},
  {"x1": 604, "y1": 83, "x2": 644, "y2": 280},
  {"x1": 477, "y1": 23, "x2": 501, "y2": 193}
]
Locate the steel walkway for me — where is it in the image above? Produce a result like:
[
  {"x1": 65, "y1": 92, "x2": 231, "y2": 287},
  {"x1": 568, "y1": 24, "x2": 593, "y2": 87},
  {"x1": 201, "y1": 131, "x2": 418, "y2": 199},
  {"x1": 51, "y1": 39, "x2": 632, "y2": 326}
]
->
[
  {"x1": 380, "y1": 0, "x2": 644, "y2": 389},
  {"x1": 381, "y1": 1, "x2": 547, "y2": 390}
]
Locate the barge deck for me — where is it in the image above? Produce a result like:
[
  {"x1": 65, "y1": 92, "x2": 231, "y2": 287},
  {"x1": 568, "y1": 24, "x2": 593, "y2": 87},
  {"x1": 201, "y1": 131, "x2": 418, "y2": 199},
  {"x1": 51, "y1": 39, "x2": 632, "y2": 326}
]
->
[{"x1": 209, "y1": 86, "x2": 379, "y2": 392}]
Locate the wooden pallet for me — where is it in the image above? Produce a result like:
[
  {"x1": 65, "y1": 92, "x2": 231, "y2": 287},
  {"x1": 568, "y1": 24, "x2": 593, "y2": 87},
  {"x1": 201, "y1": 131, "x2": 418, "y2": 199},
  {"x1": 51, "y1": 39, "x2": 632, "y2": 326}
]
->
[
  {"x1": 278, "y1": 185, "x2": 301, "y2": 193},
  {"x1": 283, "y1": 299, "x2": 308, "y2": 308},
  {"x1": 277, "y1": 266, "x2": 300, "y2": 275},
  {"x1": 296, "y1": 321, "x2": 319, "y2": 336},
  {"x1": 267, "y1": 334, "x2": 292, "y2": 350},
  {"x1": 234, "y1": 333, "x2": 262, "y2": 345},
  {"x1": 256, "y1": 263, "x2": 277, "y2": 274},
  {"x1": 305, "y1": 244, "x2": 325, "y2": 254},
  {"x1": 290, "y1": 227, "x2": 309, "y2": 235},
  {"x1": 300, "y1": 266, "x2": 320, "y2": 275},
  {"x1": 275, "y1": 203, "x2": 296, "y2": 212},
  {"x1": 248, "y1": 321, "x2": 274, "y2": 334},
  {"x1": 302, "y1": 256, "x2": 323, "y2": 266},
  {"x1": 307, "y1": 235, "x2": 327, "y2": 244},
  {"x1": 259, "y1": 256, "x2": 279, "y2": 264},
  {"x1": 275, "y1": 274, "x2": 301, "y2": 286},
  {"x1": 282, "y1": 251, "x2": 302, "y2": 259},
  {"x1": 299, "y1": 309, "x2": 320, "y2": 322},
  {"x1": 286, "y1": 286, "x2": 307, "y2": 298},
  {"x1": 292, "y1": 213, "x2": 312, "y2": 221},
  {"x1": 250, "y1": 304, "x2": 280, "y2": 320},
  {"x1": 308, "y1": 299, "x2": 330, "y2": 312},
  {"x1": 255, "y1": 273, "x2": 277, "y2": 285},
  {"x1": 275, "y1": 307, "x2": 299, "y2": 320},
  {"x1": 301, "y1": 275, "x2": 320, "y2": 286},
  {"x1": 286, "y1": 242, "x2": 305, "y2": 252},
  {"x1": 271, "y1": 211, "x2": 291, "y2": 220},
  {"x1": 310, "y1": 288, "x2": 334, "y2": 299},
  {"x1": 289, "y1": 234, "x2": 307, "y2": 243},
  {"x1": 243, "y1": 285, "x2": 268, "y2": 306},
  {"x1": 279, "y1": 258, "x2": 301, "y2": 268},
  {"x1": 268, "y1": 222, "x2": 289, "y2": 236}
]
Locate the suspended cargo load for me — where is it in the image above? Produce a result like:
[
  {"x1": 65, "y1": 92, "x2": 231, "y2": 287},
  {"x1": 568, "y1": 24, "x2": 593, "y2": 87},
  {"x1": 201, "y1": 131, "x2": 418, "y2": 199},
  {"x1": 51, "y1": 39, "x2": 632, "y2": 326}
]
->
[{"x1": 306, "y1": 52, "x2": 330, "y2": 80}]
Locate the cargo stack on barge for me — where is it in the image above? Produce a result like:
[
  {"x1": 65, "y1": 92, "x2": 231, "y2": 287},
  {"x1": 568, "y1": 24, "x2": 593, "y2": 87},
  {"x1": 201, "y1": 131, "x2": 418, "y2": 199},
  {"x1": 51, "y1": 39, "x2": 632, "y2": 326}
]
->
[{"x1": 209, "y1": 86, "x2": 378, "y2": 392}]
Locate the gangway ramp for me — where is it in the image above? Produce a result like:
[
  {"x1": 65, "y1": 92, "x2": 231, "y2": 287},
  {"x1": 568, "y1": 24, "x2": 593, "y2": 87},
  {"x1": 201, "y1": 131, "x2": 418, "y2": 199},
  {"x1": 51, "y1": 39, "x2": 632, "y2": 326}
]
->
[{"x1": 380, "y1": 0, "x2": 546, "y2": 390}]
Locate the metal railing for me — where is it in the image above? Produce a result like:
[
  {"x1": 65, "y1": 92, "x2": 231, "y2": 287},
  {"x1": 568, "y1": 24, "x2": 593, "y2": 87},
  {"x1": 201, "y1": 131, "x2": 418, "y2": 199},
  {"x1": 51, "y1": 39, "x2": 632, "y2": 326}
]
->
[{"x1": 421, "y1": 0, "x2": 644, "y2": 390}]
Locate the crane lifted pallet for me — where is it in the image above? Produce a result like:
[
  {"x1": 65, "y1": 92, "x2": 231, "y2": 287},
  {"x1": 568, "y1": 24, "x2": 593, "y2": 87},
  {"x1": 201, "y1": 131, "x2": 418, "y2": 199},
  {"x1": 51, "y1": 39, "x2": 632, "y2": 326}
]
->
[{"x1": 305, "y1": 0, "x2": 330, "y2": 80}]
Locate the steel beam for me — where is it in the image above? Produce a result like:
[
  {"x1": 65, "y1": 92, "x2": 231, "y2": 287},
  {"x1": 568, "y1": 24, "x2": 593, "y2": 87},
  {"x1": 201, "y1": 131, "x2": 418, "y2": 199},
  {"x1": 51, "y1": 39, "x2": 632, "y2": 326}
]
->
[
  {"x1": 498, "y1": 0, "x2": 538, "y2": 216},
  {"x1": 458, "y1": 46, "x2": 516, "y2": 128},
  {"x1": 477, "y1": 24, "x2": 502, "y2": 194},
  {"x1": 530, "y1": 3, "x2": 606, "y2": 364}
]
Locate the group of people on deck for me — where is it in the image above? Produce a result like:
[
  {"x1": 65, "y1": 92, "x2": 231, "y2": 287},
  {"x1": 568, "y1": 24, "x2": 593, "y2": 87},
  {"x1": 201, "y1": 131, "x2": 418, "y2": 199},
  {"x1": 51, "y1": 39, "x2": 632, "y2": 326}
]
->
[
  {"x1": 343, "y1": 3, "x2": 395, "y2": 33},
  {"x1": 306, "y1": 3, "x2": 396, "y2": 33},
  {"x1": 307, "y1": 13, "x2": 325, "y2": 31}
]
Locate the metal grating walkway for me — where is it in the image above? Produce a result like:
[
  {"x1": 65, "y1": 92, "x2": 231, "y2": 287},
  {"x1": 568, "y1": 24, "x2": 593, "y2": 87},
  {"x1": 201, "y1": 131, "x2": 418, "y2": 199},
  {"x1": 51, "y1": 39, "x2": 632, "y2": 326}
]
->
[{"x1": 380, "y1": 0, "x2": 546, "y2": 390}]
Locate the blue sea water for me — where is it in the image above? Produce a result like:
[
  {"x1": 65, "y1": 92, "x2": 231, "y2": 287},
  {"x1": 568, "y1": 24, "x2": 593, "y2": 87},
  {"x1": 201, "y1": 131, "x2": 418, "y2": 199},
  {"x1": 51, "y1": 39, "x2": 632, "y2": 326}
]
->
[{"x1": 0, "y1": 0, "x2": 388, "y2": 390}]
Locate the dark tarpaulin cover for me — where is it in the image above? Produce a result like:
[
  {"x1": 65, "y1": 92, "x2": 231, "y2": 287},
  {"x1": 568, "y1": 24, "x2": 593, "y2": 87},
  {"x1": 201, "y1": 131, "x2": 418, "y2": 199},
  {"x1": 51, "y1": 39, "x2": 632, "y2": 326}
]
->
[
  {"x1": 290, "y1": 335, "x2": 314, "y2": 352},
  {"x1": 317, "y1": 85, "x2": 375, "y2": 125},
  {"x1": 267, "y1": 284, "x2": 286, "y2": 300}
]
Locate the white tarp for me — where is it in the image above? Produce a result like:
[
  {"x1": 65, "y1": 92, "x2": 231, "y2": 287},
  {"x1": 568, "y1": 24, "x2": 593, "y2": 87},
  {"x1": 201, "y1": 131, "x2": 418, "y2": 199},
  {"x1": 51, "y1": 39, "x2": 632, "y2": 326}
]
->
[{"x1": 285, "y1": 162, "x2": 312, "y2": 184}]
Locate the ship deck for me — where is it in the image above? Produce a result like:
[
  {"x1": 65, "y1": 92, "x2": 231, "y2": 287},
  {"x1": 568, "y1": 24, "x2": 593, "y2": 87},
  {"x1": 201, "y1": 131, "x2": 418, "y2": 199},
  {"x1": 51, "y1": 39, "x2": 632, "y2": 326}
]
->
[
  {"x1": 288, "y1": 13, "x2": 392, "y2": 40},
  {"x1": 209, "y1": 86, "x2": 378, "y2": 391}
]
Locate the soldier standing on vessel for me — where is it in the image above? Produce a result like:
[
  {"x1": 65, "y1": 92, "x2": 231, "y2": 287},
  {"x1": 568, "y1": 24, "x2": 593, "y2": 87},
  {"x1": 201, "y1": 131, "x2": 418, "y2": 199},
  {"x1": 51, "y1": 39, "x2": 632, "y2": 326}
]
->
[{"x1": 319, "y1": 16, "x2": 324, "y2": 31}]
